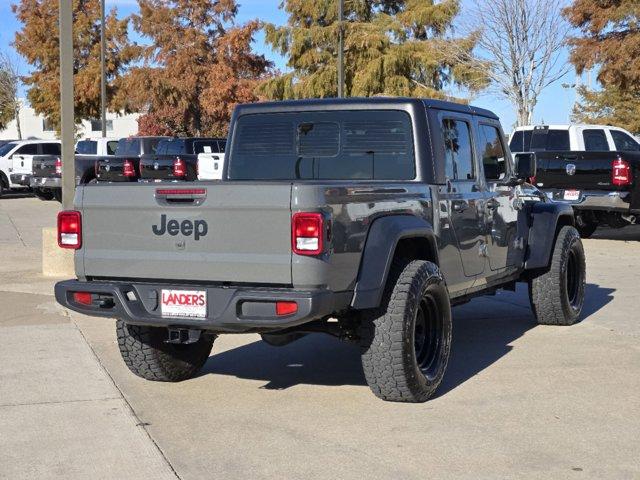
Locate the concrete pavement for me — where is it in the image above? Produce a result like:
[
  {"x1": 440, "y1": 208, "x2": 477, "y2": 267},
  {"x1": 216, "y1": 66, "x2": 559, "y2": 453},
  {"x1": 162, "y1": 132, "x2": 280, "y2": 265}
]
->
[{"x1": 1, "y1": 195, "x2": 639, "y2": 479}]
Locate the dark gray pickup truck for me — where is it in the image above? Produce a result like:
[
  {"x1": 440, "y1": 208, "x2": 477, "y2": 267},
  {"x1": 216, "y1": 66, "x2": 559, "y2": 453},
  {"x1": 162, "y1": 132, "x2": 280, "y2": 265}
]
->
[{"x1": 55, "y1": 98, "x2": 586, "y2": 403}]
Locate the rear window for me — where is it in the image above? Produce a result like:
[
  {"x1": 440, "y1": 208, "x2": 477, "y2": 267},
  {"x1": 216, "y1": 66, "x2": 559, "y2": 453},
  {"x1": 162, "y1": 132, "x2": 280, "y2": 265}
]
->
[
  {"x1": 583, "y1": 129, "x2": 609, "y2": 151},
  {"x1": 228, "y1": 110, "x2": 415, "y2": 180},
  {"x1": 509, "y1": 130, "x2": 532, "y2": 152},
  {"x1": 529, "y1": 128, "x2": 570, "y2": 151},
  {"x1": 76, "y1": 140, "x2": 97, "y2": 155},
  {"x1": 610, "y1": 130, "x2": 639, "y2": 152},
  {"x1": 42, "y1": 143, "x2": 61, "y2": 155},
  {"x1": 115, "y1": 138, "x2": 140, "y2": 156},
  {"x1": 156, "y1": 139, "x2": 185, "y2": 155},
  {"x1": 193, "y1": 140, "x2": 224, "y2": 154}
]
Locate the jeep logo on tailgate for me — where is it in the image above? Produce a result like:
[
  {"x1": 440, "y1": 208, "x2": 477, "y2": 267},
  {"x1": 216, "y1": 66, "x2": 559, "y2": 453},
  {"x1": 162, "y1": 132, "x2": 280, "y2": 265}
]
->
[{"x1": 152, "y1": 215, "x2": 208, "y2": 241}]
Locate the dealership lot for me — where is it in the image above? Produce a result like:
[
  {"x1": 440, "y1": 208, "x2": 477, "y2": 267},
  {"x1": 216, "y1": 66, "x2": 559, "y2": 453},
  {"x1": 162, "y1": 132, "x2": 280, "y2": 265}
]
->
[{"x1": 1, "y1": 196, "x2": 639, "y2": 480}]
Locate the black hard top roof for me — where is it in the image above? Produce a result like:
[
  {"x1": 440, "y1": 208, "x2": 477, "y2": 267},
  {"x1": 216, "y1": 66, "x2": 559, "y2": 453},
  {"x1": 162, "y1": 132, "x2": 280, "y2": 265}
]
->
[{"x1": 234, "y1": 97, "x2": 498, "y2": 120}]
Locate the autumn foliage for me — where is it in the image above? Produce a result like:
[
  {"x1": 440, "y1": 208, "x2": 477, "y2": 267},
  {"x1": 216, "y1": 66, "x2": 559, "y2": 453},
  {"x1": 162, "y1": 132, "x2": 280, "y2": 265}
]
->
[
  {"x1": 564, "y1": 0, "x2": 640, "y2": 132},
  {"x1": 118, "y1": 0, "x2": 272, "y2": 137},
  {"x1": 13, "y1": 0, "x2": 135, "y2": 132}
]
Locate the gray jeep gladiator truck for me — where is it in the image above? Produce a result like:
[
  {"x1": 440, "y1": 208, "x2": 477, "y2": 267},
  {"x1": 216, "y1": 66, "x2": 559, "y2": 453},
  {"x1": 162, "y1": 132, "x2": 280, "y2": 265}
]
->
[{"x1": 55, "y1": 98, "x2": 586, "y2": 403}]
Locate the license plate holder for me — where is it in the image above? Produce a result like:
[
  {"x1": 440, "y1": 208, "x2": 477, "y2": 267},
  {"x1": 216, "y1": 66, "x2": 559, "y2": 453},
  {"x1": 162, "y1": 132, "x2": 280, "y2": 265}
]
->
[
  {"x1": 563, "y1": 189, "x2": 580, "y2": 201},
  {"x1": 161, "y1": 290, "x2": 207, "y2": 318}
]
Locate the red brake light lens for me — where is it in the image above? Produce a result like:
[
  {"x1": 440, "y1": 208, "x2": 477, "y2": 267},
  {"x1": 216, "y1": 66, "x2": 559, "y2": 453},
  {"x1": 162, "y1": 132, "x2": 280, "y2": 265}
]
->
[
  {"x1": 292, "y1": 212, "x2": 323, "y2": 256},
  {"x1": 55, "y1": 157, "x2": 62, "y2": 175},
  {"x1": 73, "y1": 292, "x2": 93, "y2": 306},
  {"x1": 123, "y1": 159, "x2": 136, "y2": 177},
  {"x1": 276, "y1": 301, "x2": 298, "y2": 316},
  {"x1": 173, "y1": 157, "x2": 186, "y2": 177},
  {"x1": 58, "y1": 211, "x2": 82, "y2": 249},
  {"x1": 612, "y1": 158, "x2": 631, "y2": 186}
]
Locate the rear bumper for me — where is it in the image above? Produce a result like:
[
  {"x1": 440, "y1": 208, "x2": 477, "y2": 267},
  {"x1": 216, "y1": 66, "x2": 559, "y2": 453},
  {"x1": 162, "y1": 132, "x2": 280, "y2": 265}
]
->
[
  {"x1": 55, "y1": 280, "x2": 341, "y2": 333},
  {"x1": 544, "y1": 189, "x2": 632, "y2": 212},
  {"x1": 30, "y1": 176, "x2": 61, "y2": 189},
  {"x1": 10, "y1": 173, "x2": 32, "y2": 186}
]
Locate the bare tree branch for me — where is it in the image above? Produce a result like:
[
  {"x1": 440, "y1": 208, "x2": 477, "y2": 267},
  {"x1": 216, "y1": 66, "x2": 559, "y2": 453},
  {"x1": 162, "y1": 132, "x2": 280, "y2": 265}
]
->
[{"x1": 451, "y1": 0, "x2": 570, "y2": 127}]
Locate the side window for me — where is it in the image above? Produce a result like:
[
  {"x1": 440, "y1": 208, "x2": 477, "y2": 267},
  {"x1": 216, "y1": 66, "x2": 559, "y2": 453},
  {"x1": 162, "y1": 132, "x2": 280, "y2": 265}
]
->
[
  {"x1": 583, "y1": 129, "x2": 609, "y2": 151},
  {"x1": 610, "y1": 130, "x2": 640, "y2": 152},
  {"x1": 42, "y1": 143, "x2": 61, "y2": 155},
  {"x1": 16, "y1": 144, "x2": 38, "y2": 155},
  {"x1": 218, "y1": 140, "x2": 226, "y2": 153},
  {"x1": 107, "y1": 141, "x2": 118, "y2": 155},
  {"x1": 479, "y1": 125, "x2": 507, "y2": 181},
  {"x1": 442, "y1": 119, "x2": 474, "y2": 181}
]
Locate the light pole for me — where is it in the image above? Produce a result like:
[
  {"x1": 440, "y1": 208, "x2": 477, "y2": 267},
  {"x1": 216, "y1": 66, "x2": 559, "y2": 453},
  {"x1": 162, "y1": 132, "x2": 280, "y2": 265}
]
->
[
  {"x1": 59, "y1": 0, "x2": 75, "y2": 210},
  {"x1": 337, "y1": 0, "x2": 344, "y2": 98},
  {"x1": 100, "y1": 0, "x2": 106, "y2": 138}
]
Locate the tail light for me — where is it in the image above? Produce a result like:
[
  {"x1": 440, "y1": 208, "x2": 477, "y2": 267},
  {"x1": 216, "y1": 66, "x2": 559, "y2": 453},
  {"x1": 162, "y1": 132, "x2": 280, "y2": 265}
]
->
[
  {"x1": 612, "y1": 158, "x2": 631, "y2": 186},
  {"x1": 55, "y1": 157, "x2": 62, "y2": 175},
  {"x1": 58, "y1": 211, "x2": 82, "y2": 249},
  {"x1": 73, "y1": 292, "x2": 93, "y2": 306},
  {"x1": 123, "y1": 159, "x2": 136, "y2": 177},
  {"x1": 292, "y1": 212, "x2": 323, "y2": 255},
  {"x1": 276, "y1": 301, "x2": 298, "y2": 316},
  {"x1": 173, "y1": 157, "x2": 186, "y2": 178}
]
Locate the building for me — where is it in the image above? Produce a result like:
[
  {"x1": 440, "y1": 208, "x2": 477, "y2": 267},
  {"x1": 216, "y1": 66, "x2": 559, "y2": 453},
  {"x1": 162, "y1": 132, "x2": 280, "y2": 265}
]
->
[{"x1": 0, "y1": 100, "x2": 140, "y2": 140}]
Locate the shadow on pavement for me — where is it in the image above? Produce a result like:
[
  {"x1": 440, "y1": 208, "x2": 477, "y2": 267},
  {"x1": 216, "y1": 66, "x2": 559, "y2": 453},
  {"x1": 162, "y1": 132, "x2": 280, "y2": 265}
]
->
[
  {"x1": 203, "y1": 283, "x2": 615, "y2": 395},
  {"x1": 590, "y1": 225, "x2": 640, "y2": 241}
]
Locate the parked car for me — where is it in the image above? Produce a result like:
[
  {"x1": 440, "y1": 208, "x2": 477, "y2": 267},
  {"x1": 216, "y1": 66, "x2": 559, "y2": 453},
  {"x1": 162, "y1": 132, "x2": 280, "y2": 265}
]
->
[
  {"x1": 0, "y1": 140, "x2": 61, "y2": 197},
  {"x1": 55, "y1": 98, "x2": 585, "y2": 403},
  {"x1": 30, "y1": 137, "x2": 120, "y2": 202},
  {"x1": 95, "y1": 136, "x2": 169, "y2": 182},
  {"x1": 510, "y1": 124, "x2": 640, "y2": 237},
  {"x1": 139, "y1": 137, "x2": 226, "y2": 182}
]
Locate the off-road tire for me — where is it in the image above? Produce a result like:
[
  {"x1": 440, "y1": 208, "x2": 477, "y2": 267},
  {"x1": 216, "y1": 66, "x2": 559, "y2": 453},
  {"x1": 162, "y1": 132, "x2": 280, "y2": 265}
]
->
[
  {"x1": 529, "y1": 226, "x2": 586, "y2": 325},
  {"x1": 358, "y1": 259, "x2": 452, "y2": 403},
  {"x1": 116, "y1": 320, "x2": 215, "y2": 382}
]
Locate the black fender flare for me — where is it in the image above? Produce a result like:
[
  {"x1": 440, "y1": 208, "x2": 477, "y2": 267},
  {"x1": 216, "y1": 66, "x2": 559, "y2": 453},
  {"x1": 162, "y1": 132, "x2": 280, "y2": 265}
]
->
[
  {"x1": 351, "y1": 215, "x2": 437, "y2": 310},
  {"x1": 525, "y1": 201, "x2": 574, "y2": 270}
]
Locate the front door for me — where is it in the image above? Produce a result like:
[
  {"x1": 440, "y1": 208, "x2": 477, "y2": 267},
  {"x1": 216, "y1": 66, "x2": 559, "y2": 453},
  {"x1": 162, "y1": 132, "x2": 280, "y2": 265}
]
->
[
  {"x1": 440, "y1": 116, "x2": 486, "y2": 277},
  {"x1": 477, "y1": 122, "x2": 520, "y2": 271}
]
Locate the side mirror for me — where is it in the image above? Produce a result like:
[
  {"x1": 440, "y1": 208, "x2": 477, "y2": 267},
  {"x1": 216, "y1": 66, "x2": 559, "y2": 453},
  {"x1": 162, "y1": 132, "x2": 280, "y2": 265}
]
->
[{"x1": 514, "y1": 152, "x2": 536, "y2": 181}]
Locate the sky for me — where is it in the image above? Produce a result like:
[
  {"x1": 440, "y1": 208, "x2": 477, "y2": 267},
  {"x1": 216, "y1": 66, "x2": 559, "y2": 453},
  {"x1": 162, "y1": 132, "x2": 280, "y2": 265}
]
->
[{"x1": 0, "y1": 0, "x2": 581, "y2": 131}]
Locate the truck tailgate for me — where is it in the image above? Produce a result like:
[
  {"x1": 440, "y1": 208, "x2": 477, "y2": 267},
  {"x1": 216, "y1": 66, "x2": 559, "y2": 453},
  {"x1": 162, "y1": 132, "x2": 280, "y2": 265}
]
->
[
  {"x1": 79, "y1": 183, "x2": 293, "y2": 284},
  {"x1": 535, "y1": 151, "x2": 620, "y2": 190}
]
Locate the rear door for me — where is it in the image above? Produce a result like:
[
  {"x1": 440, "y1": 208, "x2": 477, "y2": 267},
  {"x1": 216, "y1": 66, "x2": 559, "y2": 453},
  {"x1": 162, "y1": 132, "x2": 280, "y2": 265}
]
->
[
  {"x1": 11, "y1": 143, "x2": 39, "y2": 175},
  {"x1": 439, "y1": 114, "x2": 486, "y2": 278},
  {"x1": 80, "y1": 183, "x2": 293, "y2": 284}
]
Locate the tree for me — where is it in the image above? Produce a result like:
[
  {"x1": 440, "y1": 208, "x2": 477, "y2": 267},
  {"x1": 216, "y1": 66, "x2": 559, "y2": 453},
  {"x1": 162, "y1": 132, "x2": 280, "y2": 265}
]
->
[
  {"x1": 563, "y1": 0, "x2": 640, "y2": 133},
  {"x1": 12, "y1": 0, "x2": 135, "y2": 133},
  {"x1": 119, "y1": 0, "x2": 271, "y2": 137},
  {"x1": 459, "y1": 0, "x2": 569, "y2": 127},
  {"x1": 0, "y1": 54, "x2": 22, "y2": 139},
  {"x1": 258, "y1": 0, "x2": 486, "y2": 100}
]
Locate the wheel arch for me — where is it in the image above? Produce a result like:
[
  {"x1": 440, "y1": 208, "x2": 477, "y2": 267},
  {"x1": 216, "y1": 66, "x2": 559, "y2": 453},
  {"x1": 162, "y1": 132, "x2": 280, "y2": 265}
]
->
[
  {"x1": 351, "y1": 214, "x2": 438, "y2": 309},
  {"x1": 525, "y1": 202, "x2": 575, "y2": 271}
]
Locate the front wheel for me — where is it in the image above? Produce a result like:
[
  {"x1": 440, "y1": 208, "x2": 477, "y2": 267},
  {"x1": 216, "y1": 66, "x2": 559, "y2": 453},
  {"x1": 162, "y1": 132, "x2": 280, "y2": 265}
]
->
[
  {"x1": 358, "y1": 259, "x2": 452, "y2": 403},
  {"x1": 116, "y1": 320, "x2": 215, "y2": 382},
  {"x1": 529, "y1": 226, "x2": 586, "y2": 325}
]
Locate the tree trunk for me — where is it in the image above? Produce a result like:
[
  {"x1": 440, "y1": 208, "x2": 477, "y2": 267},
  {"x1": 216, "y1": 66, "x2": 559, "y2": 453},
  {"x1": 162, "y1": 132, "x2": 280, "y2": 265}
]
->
[{"x1": 14, "y1": 103, "x2": 22, "y2": 140}]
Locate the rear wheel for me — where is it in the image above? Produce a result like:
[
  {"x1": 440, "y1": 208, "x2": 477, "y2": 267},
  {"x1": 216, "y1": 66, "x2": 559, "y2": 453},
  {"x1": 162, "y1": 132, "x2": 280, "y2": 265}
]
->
[
  {"x1": 358, "y1": 259, "x2": 452, "y2": 403},
  {"x1": 53, "y1": 189, "x2": 62, "y2": 203},
  {"x1": 529, "y1": 226, "x2": 586, "y2": 325},
  {"x1": 575, "y1": 215, "x2": 598, "y2": 238},
  {"x1": 116, "y1": 320, "x2": 215, "y2": 382},
  {"x1": 34, "y1": 189, "x2": 54, "y2": 201}
]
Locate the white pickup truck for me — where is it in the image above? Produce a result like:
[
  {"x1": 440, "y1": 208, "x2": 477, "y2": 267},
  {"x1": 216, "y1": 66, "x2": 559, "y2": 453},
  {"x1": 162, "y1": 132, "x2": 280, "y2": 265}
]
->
[
  {"x1": 0, "y1": 140, "x2": 61, "y2": 197},
  {"x1": 509, "y1": 124, "x2": 639, "y2": 153}
]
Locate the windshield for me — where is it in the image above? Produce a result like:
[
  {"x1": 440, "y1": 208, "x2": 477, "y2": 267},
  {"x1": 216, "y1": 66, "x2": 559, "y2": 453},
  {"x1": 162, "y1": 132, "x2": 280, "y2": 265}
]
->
[
  {"x1": 228, "y1": 110, "x2": 415, "y2": 180},
  {"x1": 0, "y1": 142, "x2": 18, "y2": 157}
]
